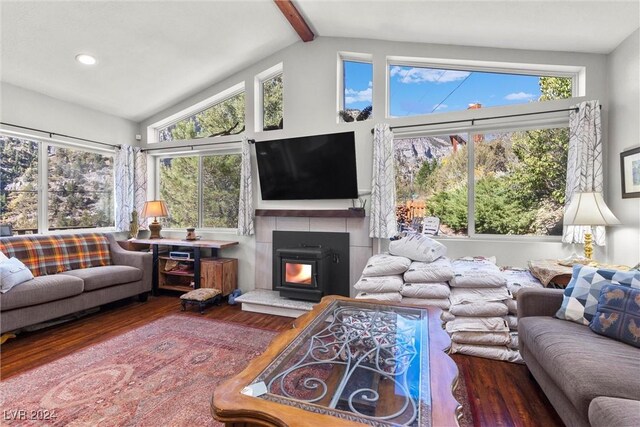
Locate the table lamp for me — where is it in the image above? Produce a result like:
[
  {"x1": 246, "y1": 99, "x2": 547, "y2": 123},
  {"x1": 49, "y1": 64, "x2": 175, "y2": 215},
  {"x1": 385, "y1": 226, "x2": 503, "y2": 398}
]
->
[
  {"x1": 563, "y1": 192, "x2": 620, "y2": 259},
  {"x1": 141, "y1": 200, "x2": 169, "y2": 239}
]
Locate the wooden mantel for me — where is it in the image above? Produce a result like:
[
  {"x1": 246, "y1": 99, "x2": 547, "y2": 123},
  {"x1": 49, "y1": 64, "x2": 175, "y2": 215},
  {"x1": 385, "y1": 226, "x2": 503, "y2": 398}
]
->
[{"x1": 255, "y1": 209, "x2": 365, "y2": 218}]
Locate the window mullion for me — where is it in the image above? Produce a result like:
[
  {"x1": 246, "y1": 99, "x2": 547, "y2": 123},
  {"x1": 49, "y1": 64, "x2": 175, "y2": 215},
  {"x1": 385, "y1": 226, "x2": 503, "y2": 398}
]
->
[
  {"x1": 38, "y1": 142, "x2": 48, "y2": 233},
  {"x1": 467, "y1": 134, "x2": 475, "y2": 237},
  {"x1": 198, "y1": 155, "x2": 203, "y2": 229}
]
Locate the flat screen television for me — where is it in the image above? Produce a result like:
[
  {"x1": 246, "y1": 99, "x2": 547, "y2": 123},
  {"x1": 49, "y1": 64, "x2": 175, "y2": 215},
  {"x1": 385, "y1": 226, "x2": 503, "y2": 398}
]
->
[{"x1": 255, "y1": 131, "x2": 358, "y2": 200}]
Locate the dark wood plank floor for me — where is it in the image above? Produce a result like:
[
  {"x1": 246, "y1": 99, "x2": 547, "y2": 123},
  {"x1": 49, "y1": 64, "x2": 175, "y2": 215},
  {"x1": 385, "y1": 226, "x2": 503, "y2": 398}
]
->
[{"x1": 0, "y1": 296, "x2": 563, "y2": 426}]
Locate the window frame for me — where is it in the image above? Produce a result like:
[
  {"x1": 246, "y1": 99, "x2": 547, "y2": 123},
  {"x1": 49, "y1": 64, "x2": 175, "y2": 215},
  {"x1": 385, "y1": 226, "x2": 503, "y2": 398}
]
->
[
  {"x1": 0, "y1": 130, "x2": 116, "y2": 235},
  {"x1": 147, "y1": 82, "x2": 246, "y2": 144},
  {"x1": 393, "y1": 112, "x2": 570, "y2": 242},
  {"x1": 154, "y1": 145, "x2": 242, "y2": 232},
  {"x1": 337, "y1": 52, "x2": 374, "y2": 123},
  {"x1": 255, "y1": 63, "x2": 284, "y2": 133},
  {"x1": 386, "y1": 56, "x2": 584, "y2": 119}
]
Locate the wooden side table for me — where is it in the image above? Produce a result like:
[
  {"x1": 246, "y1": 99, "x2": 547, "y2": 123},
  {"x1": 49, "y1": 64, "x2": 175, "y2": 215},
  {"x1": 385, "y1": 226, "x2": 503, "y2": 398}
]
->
[
  {"x1": 131, "y1": 238, "x2": 239, "y2": 295},
  {"x1": 528, "y1": 259, "x2": 573, "y2": 288}
]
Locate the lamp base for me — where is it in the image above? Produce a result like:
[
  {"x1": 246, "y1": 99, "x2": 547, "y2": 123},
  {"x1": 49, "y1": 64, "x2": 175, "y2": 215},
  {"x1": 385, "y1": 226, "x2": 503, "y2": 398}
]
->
[
  {"x1": 149, "y1": 221, "x2": 163, "y2": 239},
  {"x1": 583, "y1": 232, "x2": 593, "y2": 260}
]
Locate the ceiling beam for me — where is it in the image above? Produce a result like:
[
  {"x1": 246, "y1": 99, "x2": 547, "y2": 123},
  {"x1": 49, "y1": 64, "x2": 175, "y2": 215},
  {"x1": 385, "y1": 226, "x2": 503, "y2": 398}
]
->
[{"x1": 274, "y1": 0, "x2": 315, "y2": 42}]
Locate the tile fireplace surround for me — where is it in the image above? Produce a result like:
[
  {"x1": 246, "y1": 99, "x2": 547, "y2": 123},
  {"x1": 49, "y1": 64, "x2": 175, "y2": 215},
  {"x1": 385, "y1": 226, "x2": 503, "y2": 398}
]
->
[{"x1": 255, "y1": 216, "x2": 373, "y2": 298}]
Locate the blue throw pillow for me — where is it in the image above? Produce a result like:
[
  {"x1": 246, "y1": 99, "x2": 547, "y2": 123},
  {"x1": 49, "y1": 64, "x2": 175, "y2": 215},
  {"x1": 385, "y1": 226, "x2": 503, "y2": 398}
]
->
[
  {"x1": 589, "y1": 284, "x2": 640, "y2": 348},
  {"x1": 555, "y1": 265, "x2": 640, "y2": 325},
  {"x1": 0, "y1": 257, "x2": 34, "y2": 293}
]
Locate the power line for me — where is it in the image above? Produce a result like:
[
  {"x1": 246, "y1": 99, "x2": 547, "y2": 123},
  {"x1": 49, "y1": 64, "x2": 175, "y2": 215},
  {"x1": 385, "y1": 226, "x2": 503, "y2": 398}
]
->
[{"x1": 430, "y1": 73, "x2": 473, "y2": 113}]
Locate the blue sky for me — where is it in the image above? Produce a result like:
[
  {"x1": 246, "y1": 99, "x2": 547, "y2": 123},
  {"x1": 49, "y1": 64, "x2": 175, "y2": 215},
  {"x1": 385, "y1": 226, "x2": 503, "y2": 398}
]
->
[{"x1": 343, "y1": 62, "x2": 552, "y2": 116}]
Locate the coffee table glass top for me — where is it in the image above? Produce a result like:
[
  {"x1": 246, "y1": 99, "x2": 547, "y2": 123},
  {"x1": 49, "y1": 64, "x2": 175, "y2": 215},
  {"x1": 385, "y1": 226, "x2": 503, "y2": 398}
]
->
[{"x1": 248, "y1": 300, "x2": 431, "y2": 426}]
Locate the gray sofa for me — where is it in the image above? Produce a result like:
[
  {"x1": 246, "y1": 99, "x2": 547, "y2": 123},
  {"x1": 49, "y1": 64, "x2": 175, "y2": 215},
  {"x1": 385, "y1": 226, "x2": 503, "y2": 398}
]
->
[
  {"x1": 518, "y1": 288, "x2": 640, "y2": 427},
  {"x1": 0, "y1": 233, "x2": 152, "y2": 333}
]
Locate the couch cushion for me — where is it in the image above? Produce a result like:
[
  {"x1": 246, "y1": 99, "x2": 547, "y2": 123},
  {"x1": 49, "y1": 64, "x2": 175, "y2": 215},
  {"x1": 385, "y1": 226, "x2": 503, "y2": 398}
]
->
[
  {"x1": 0, "y1": 233, "x2": 111, "y2": 277},
  {"x1": 555, "y1": 265, "x2": 639, "y2": 326},
  {"x1": 61, "y1": 266, "x2": 142, "y2": 291},
  {"x1": 590, "y1": 284, "x2": 640, "y2": 348},
  {"x1": 0, "y1": 274, "x2": 84, "y2": 311},
  {"x1": 589, "y1": 397, "x2": 640, "y2": 427},
  {"x1": 519, "y1": 317, "x2": 640, "y2": 417}
]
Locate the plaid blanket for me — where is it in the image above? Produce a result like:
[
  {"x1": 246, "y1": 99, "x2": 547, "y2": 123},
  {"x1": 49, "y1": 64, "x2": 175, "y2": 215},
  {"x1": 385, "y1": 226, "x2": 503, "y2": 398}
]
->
[{"x1": 0, "y1": 233, "x2": 111, "y2": 277}]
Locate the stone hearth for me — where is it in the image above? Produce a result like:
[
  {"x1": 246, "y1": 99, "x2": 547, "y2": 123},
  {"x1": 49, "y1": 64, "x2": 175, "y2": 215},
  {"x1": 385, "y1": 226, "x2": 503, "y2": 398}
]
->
[{"x1": 235, "y1": 290, "x2": 314, "y2": 318}]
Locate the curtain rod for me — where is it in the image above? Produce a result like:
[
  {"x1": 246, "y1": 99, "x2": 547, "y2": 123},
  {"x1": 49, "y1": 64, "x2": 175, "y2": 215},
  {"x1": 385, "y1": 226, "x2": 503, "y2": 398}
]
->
[
  {"x1": 370, "y1": 105, "x2": 602, "y2": 134},
  {"x1": 0, "y1": 121, "x2": 121, "y2": 149},
  {"x1": 140, "y1": 138, "x2": 249, "y2": 153}
]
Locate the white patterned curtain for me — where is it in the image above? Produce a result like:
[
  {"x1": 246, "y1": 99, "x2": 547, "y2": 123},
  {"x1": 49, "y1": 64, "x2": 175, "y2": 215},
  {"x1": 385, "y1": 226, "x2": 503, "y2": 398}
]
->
[
  {"x1": 369, "y1": 123, "x2": 397, "y2": 238},
  {"x1": 237, "y1": 135, "x2": 254, "y2": 236},
  {"x1": 115, "y1": 145, "x2": 148, "y2": 233},
  {"x1": 563, "y1": 100, "x2": 605, "y2": 245}
]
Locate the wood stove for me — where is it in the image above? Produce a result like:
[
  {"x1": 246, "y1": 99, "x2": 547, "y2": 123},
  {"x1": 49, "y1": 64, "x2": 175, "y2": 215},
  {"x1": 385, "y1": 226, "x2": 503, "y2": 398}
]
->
[
  {"x1": 275, "y1": 246, "x2": 331, "y2": 302},
  {"x1": 272, "y1": 231, "x2": 350, "y2": 303}
]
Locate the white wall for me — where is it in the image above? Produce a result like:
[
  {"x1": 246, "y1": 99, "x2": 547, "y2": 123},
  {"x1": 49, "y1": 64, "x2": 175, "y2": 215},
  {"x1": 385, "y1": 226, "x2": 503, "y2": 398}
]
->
[
  {"x1": 606, "y1": 29, "x2": 640, "y2": 267},
  {"x1": 140, "y1": 36, "x2": 616, "y2": 270},
  {"x1": 0, "y1": 82, "x2": 138, "y2": 146}
]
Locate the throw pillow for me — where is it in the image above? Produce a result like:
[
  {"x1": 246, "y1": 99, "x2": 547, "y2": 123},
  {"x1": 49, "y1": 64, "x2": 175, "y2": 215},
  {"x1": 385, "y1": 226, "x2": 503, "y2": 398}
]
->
[
  {"x1": 589, "y1": 283, "x2": 640, "y2": 348},
  {"x1": 0, "y1": 251, "x2": 8, "y2": 263},
  {"x1": 388, "y1": 233, "x2": 446, "y2": 262},
  {"x1": 0, "y1": 257, "x2": 34, "y2": 293},
  {"x1": 556, "y1": 265, "x2": 640, "y2": 325}
]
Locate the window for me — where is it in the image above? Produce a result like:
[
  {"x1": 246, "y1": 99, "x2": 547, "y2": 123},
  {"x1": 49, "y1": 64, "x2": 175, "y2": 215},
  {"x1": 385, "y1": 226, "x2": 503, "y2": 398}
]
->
[
  {"x1": 339, "y1": 57, "x2": 373, "y2": 122},
  {"x1": 388, "y1": 63, "x2": 573, "y2": 118},
  {"x1": 262, "y1": 73, "x2": 283, "y2": 131},
  {"x1": 0, "y1": 135, "x2": 115, "y2": 234},
  {"x1": 395, "y1": 134, "x2": 469, "y2": 236},
  {"x1": 0, "y1": 137, "x2": 39, "y2": 232},
  {"x1": 395, "y1": 124, "x2": 569, "y2": 237},
  {"x1": 158, "y1": 153, "x2": 241, "y2": 230},
  {"x1": 47, "y1": 146, "x2": 114, "y2": 229},
  {"x1": 157, "y1": 90, "x2": 245, "y2": 143}
]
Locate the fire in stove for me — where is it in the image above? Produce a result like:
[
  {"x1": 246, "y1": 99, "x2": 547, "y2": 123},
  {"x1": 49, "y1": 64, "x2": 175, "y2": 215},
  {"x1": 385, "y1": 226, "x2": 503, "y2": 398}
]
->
[{"x1": 285, "y1": 263, "x2": 312, "y2": 285}]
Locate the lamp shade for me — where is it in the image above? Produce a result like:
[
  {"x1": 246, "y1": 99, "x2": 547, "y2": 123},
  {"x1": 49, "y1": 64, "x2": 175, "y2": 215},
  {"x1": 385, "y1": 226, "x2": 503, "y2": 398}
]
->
[
  {"x1": 141, "y1": 200, "x2": 169, "y2": 218},
  {"x1": 563, "y1": 192, "x2": 621, "y2": 226}
]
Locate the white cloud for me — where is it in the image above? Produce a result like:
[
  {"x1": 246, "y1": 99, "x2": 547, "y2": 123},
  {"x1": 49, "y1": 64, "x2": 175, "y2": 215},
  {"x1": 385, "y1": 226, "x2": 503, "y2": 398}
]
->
[
  {"x1": 390, "y1": 66, "x2": 470, "y2": 84},
  {"x1": 432, "y1": 104, "x2": 448, "y2": 111},
  {"x1": 345, "y1": 87, "x2": 372, "y2": 105},
  {"x1": 504, "y1": 92, "x2": 535, "y2": 100}
]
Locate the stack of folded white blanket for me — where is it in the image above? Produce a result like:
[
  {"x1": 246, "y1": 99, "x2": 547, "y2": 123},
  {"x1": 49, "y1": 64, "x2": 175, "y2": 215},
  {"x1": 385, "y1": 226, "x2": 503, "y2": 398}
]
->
[
  {"x1": 500, "y1": 267, "x2": 544, "y2": 350},
  {"x1": 446, "y1": 257, "x2": 522, "y2": 363},
  {"x1": 354, "y1": 254, "x2": 411, "y2": 303},
  {"x1": 400, "y1": 257, "x2": 453, "y2": 314}
]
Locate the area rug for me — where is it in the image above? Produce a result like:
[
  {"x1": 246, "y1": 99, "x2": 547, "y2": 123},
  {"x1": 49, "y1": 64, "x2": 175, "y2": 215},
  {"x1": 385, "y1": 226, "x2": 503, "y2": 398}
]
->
[
  {"x1": 0, "y1": 316, "x2": 277, "y2": 426},
  {"x1": 1, "y1": 315, "x2": 474, "y2": 426}
]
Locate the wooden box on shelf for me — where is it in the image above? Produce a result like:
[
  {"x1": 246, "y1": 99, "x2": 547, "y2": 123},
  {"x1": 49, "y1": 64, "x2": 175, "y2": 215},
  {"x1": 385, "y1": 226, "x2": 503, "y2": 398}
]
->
[{"x1": 201, "y1": 258, "x2": 237, "y2": 296}]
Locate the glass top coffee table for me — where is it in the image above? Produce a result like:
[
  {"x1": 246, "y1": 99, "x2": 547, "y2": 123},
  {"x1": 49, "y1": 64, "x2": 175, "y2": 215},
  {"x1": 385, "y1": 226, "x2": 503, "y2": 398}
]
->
[{"x1": 212, "y1": 296, "x2": 461, "y2": 427}]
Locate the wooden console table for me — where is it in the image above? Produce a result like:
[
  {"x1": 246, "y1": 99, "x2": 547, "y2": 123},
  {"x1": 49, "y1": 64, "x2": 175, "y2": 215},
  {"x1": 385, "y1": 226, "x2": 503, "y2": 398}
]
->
[{"x1": 131, "y1": 238, "x2": 238, "y2": 294}]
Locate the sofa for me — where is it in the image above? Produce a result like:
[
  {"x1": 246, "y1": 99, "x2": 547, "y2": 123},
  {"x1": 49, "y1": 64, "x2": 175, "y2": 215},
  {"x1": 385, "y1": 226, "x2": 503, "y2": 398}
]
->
[
  {"x1": 0, "y1": 233, "x2": 152, "y2": 334},
  {"x1": 518, "y1": 288, "x2": 640, "y2": 427}
]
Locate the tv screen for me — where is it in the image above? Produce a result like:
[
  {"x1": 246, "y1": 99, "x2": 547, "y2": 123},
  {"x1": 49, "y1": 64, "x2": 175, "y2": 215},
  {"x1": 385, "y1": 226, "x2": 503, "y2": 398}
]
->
[{"x1": 255, "y1": 131, "x2": 358, "y2": 200}]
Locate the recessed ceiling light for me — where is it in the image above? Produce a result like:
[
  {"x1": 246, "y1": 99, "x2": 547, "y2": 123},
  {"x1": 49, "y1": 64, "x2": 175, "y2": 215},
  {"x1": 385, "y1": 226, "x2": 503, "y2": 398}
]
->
[{"x1": 75, "y1": 54, "x2": 97, "y2": 65}]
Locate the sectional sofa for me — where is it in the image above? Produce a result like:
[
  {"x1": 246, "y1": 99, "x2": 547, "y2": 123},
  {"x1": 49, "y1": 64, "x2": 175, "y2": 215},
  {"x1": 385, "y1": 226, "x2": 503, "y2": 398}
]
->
[
  {"x1": 0, "y1": 233, "x2": 151, "y2": 333},
  {"x1": 518, "y1": 288, "x2": 640, "y2": 427}
]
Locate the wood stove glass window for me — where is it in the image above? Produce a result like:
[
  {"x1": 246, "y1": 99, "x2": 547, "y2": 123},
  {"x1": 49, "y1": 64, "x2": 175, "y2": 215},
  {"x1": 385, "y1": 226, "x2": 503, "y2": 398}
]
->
[{"x1": 285, "y1": 262, "x2": 313, "y2": 285}]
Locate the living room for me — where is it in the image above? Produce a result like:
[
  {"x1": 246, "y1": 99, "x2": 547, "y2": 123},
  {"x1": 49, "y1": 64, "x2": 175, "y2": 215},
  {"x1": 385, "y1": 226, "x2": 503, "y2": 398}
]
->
[{"x1": 1, "y1": 1, "x2": 639, "y2": 426}]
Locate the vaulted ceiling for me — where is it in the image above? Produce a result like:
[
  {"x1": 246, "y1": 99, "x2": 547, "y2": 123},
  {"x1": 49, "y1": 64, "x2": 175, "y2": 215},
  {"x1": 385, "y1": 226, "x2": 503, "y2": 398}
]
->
[{"x1": 1, "y1": 0, "x2": 638, "y2": 123}]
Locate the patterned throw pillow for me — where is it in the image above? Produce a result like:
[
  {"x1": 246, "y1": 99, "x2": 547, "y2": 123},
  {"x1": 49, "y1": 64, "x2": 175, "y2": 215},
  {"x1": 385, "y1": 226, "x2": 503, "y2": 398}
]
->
[
  {"x1": 589, "y1": 284, "x2": 640, "y2": 348},
  {"x1": 555, "y1": 265, "x2": 640, "y2": 325}
]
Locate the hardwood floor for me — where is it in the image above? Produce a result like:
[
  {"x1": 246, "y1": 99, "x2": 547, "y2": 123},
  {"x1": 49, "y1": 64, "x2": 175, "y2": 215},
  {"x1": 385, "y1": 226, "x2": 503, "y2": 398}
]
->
[{"x1": 0, "y1": 296, "x2": 563, "y2": 426}]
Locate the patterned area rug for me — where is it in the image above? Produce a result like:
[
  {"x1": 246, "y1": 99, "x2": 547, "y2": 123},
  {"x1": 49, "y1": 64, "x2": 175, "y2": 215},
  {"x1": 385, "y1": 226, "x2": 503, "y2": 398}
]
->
[{"x1": 1, "y1": 315, "x2": 474, "y2": 426}]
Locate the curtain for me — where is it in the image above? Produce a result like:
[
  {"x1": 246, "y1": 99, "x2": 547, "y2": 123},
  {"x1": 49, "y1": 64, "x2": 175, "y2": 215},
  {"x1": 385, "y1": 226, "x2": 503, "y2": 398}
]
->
[
  {"x1": 237, "y1": 135, "x2": 254, "y2": 236},
  {"x1": 563, "y1": 100, "x2": 604, "y2": 245},
  {"x1": 115, "y1": 145, "x2": 148, "y2": 233},
  {"x1": 369, "y1": 123, "x2": 397, "y2": 239}
]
